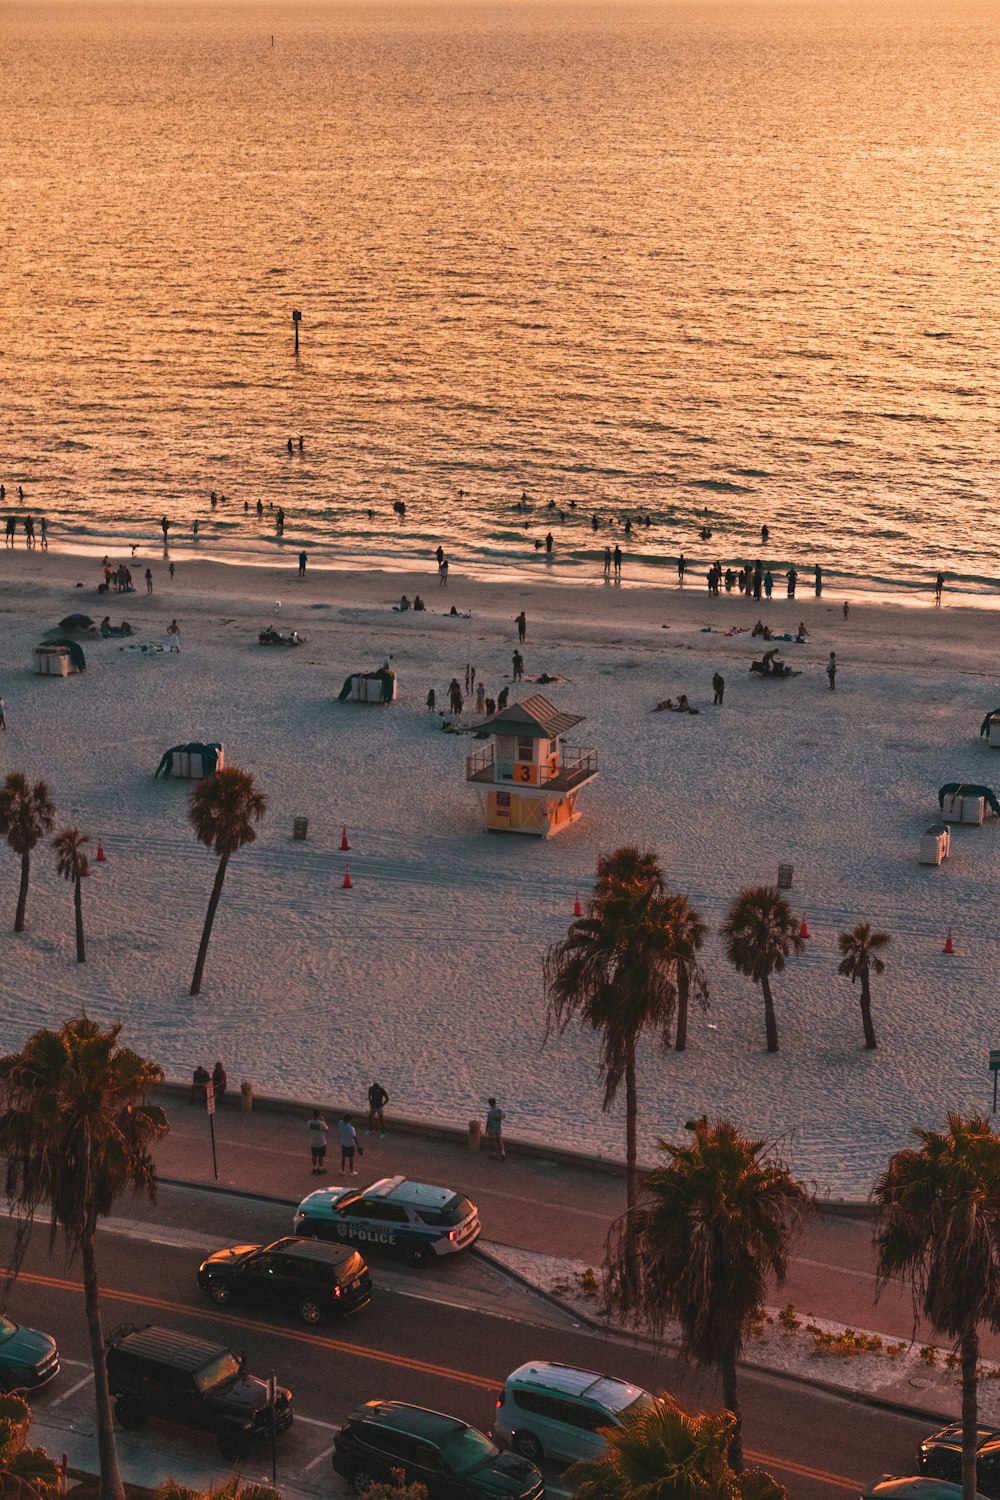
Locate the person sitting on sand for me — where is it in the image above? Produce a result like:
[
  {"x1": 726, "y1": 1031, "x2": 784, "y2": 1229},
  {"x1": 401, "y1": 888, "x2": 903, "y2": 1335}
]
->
[
  {"x1": 752, "y1": 619, "x2": 766, "y2": 637},
  {"x1": 796, "y1": 621, "x2": 809, "y2": 642},
  {"x1": 399, "y1": 595, "x2": 410, "y2": 611},
  {"x1": 413, "y1": 595, "x2": 425, "y2": 611}
]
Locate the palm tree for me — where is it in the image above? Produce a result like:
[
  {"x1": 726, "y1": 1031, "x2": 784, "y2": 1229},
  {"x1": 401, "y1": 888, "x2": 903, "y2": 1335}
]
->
[
  {"x1": 721, "y1": 886, "x2": 803, "y2": 1054},
  {"x1": 0, "y1": 773, "x2": 56, "y2": 932},
  {"x1": 188, "y1": 767, "x2": 267, "y2": 996},
  {"x1": 544, "y1": 847, "x2": 676, "y2": 1210},
  {"x1": 153, "y1": 1482, "x2": 281, "y2": 1500},
  {"x1": 837, "y1": 923, "x2": 890, "y2": 1050},
  {"x1": 0, "y1": 1017, "x2": 168, "y2": 1500},
  {"x1": 567, "y1": 1392, "x2": 786, "y2": 1500},
  {"x1": 606, "y1": 1119, "x2": 809, "y2": 1474},
  {"x1": 874, "y1": 1113, "x2": 1000, "y2": 1500},
  {"x1": 665, "y1": 894, "x2": 709, "y2": 1053},
  {"x1": 0, "y1": 1391, "x2": 63, "y2": 1498},
  {"x1": 53, "y1": 827, "x2": 90, "y2": 963}
]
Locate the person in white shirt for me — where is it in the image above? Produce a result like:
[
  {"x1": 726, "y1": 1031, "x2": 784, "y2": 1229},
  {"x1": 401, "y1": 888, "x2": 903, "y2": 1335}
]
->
[
  {"x1": 308, "y1": 1110, "x2": 329, "y2": 1175},
  {"x1": 339, "y1": 1113, "x2": 361, "y2": 1175}
]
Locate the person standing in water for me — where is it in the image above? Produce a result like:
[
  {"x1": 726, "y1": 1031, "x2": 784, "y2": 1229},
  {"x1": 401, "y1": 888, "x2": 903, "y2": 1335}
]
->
[
  {"x1": 934, "y1": 571, "x2": 945, "y2": 604},
  {"x1": 815, "y1": 564, "x2": 823, "y2": 597}
]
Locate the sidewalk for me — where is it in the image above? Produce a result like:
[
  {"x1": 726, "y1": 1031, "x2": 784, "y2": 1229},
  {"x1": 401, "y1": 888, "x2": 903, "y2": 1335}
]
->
[{"x1": 153, "y1": 1084, "x2": 1000, "y2": 1361}]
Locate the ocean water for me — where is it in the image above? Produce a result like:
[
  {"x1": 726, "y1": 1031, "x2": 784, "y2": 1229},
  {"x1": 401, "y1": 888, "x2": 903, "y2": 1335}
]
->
[{"x1": 1, "y1": 0, "x2": 998, "y2": 600}]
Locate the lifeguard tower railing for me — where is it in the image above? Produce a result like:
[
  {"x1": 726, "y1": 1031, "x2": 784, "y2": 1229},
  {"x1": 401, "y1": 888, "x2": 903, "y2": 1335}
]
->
[{"x1": 465, "y1": 744, "x2": 597, "y2": 792}]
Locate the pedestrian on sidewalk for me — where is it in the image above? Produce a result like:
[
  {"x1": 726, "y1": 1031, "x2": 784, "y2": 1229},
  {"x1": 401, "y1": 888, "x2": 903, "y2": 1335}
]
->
[
  {"x1": 339, "y1": 1113, "x2": 362, "y2": 1175},
  {"x1": 308, "y1": 1109, "x2": 329, "y2": 1174},
  {"x1": 827, "y1": 652, "x2": 837, "y2": 691},
  {"x1": 367, "y1": 1081, "x2": 389, "y2": 1137},
  {"x1": 211, "y1": 1060, "x2": 227, "y2": 1104},
  {"x1": 485, "y1": 1097, "x2": 506, "y2": 1161}
]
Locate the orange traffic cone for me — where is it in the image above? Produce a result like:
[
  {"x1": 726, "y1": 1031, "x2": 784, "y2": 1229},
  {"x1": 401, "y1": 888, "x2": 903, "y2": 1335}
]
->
[
  {"x1": 96, "y1": 840, "x2": 106, "y2": 862},
  {"x1": 342, "y1": 867, "x2": 352, "y2": 890},
  {"x1": 573, "y1": 892, "x2": 583, "y2": 917},
  {"x1": 799, "y1": 914, "x2": 810, "y2": 939},
  {"x1": 341, "y1": 826, "x2": 351, "y2": 852},
  {"x1": 943, "y1": 926, "x2": 954, "y2": 954}
]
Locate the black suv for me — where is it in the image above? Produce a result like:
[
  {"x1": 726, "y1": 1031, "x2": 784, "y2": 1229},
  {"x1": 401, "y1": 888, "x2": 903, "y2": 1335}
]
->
[
  {"x1": 333, "y1": 1400, "x2": 545, "y2": 1500},
  {"x1": 198, "y1": 1236, "x2": 371, "y2": 1324},
  {"x1": 919, "y1": 1421, "x2": 1000, "y2": 1497},
  {"x1": 105, "y1": 1323, "x2": 293, "y2": 1461}
]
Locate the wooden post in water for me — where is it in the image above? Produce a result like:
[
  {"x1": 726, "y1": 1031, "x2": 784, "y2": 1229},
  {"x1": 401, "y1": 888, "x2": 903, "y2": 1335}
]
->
[{"x1": 292, "y1": 308, "x2": 302, "y2": 355}]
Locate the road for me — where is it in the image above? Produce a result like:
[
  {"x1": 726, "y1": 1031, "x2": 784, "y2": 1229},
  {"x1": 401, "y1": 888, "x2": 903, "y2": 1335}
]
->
[{"x1": 0, "y1": 1186, "x2": 931, "y2": 1498}]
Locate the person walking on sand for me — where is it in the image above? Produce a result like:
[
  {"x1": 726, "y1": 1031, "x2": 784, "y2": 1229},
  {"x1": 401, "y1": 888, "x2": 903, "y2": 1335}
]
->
[
  {"x1": 485, "y1": 1097, "x2": 506, "y2": 1161},
  {"x1": 167, "y1": 619, "x2": 181, "y2": 652},
  {"x1": 712, "y1": 671, "x2": 725, "y2": 705},
  {"x1": 448, "y1": 679, "x2": 463, "y2": 715},
  {"x1": 515, "y1": 611, "x2": 526, "y2": 644},
  {"x1": 39, "y1": 516, "x2": 47, "y2": 549},
  {"x1": 613, "y1": 544, "x2": 622, "y2": 578},
  {"x1": 603, "y1": 547, "x2": 612, "y2": 580},
  {"x1": 677, "y1": 553, "x2": 687, "y2": 582},
  {"x1": 438, "y1": 557, "x2": 449, "y2": 586},
  {"x1": 367, "y1": 1080, "x2": 389, "y2": 1137},
  {"x1": 512, "y1": 650, "x2": 524, "y2": 682},
  {"x1": 339, "y1": 1113, "x2": 361, "y2": 1175},
  {"x1": 475, "y1": 682, "x2": 486, "y2": 716},
  {"x1": 843, "y1": 600, "x2": 850, "y2": 619},
  {"x1": 298, "y1": 550, "x2": 307, "y2": 577},
  {"x1": 787, "y1": 566, "x2": 797, "y2": 598},
  {"x1": 827, "y1": 651, "x2": 837, "y2": 691},
  {"x1": 308, "y1": 1110, "x2": 329, "y2": 1174},
  {"x1": 426, "y1": 688, "x2": 436, "y2": 713},
  {"x1": 145, "y1": 568, "x2": 153, "y2": 595}
]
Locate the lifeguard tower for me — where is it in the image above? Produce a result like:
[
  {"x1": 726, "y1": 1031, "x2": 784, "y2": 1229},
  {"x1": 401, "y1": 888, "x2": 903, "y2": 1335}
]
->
[{"x1": 465, "y1": 694, "x2": 598, "y2": 837}]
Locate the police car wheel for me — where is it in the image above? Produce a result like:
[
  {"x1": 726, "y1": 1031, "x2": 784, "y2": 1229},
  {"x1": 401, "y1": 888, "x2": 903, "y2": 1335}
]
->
[
  {"x1": 351, "y1": 1467, "x2": 375, "y2": 1495},
  {"x1": 298, "y1": 1297, "x2": 323, "y2": 1325},
  {"x1": 406, "y1": 1243, "x2": 431, "y2": 1269},
  {"x1": 513, "y1": 1431, "x2": 543, "y2": 1463},
  {"x1": 208, "y1": 1279, "x2": 231, "y2": 1305}
]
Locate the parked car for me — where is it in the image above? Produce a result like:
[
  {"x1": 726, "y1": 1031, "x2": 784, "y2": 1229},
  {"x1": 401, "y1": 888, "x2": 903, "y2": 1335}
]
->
[
  {"x1": 861, "y1": 1480, "x2": 979, "y2": 1499},
  {"x1": 918, "y1": 1422, "x2": 1000, "y2": 1498},
  {"x1": 333, "y1": 1400, "x2": 544, "y2": 1500},
  {"x1": 198, "y1": 1236, "x2": 371, "y2": 1324},
  {"x1": 0, "y1": 1314, "x2": 60, "y2": 1392},
  {"x1": 493, "y1": 1361, "x2": 655, "y2": 1464},
  {"x1": 105, "y1": 1323, "x2": 293, "y2": 1461},
  {"x1": 294, "y1": 1176, "x2": 481, "y2": 1268}
]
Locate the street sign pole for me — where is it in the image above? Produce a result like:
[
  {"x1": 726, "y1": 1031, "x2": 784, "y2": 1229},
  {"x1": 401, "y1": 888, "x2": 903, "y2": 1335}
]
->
[
  {"x1": 269, "y1": 1373, "x2": 278, "y2": 1485},
  {"x1": 206, "y1": 1080, "x2": 218, "y2": 1180},
  {"x1": 988, "y1": 1052, "x2": 1000, "y2": 1114}
]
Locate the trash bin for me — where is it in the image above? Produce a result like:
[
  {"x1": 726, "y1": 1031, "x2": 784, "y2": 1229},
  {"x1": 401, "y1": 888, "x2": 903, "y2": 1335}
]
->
[
  {"x1": 468, "y1": 1119, "x2": 482, "y2": 1152},
  {"x1": 777, "y1": 863, "x2": 793, "y2": 890},
  {"x1": 293, "y1": 817, "x2": 308, "y2": 840},
  {"x1": 240, "y1": 1080, "x2": 254, "y2": 1113}
]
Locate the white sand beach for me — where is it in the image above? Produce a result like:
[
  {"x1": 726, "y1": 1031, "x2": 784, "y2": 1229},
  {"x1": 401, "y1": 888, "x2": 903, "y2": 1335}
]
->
[{"x1": 0, "y1": 545, "x2": 997, "y2": 1197}]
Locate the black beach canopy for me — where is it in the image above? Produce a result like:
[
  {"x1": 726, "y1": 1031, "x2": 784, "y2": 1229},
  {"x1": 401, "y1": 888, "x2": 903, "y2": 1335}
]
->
[
  {"x1": 938, "y1": 781, "x2": 1000, "y2": 817},
  {"x1": 155, "y1": 742, "x2": 224, "y2": 779}
]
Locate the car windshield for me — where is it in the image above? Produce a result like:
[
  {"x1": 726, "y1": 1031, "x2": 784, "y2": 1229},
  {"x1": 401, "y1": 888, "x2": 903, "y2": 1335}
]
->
[
  {"x1": 0, "y1": 1317, "x2": 16, "y2": 1345},
  {"x1": 621, "y1": 1393, "x2": 657, "y2": 1422},
  {"x1": 336, "y1": 1195, "x2": 364, "y2": 1216},
  {"x1": 441, "y1": 1427, "x2": 499, "y2": 1475},
  {"x1": 194, "y1": 1351, "x2": 241, "y2": 1394}
]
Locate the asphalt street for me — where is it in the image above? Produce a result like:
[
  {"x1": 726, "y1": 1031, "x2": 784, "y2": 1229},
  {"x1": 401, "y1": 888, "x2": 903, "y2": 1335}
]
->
[{"x1": 0, "y1": 1186, "x2": 934, "y2": 1498}]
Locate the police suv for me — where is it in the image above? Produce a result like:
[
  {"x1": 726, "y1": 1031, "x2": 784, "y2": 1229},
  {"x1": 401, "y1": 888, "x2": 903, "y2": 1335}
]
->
[{"x1": 293, "y1": 1176, "x2": 481, "y2": 1269}]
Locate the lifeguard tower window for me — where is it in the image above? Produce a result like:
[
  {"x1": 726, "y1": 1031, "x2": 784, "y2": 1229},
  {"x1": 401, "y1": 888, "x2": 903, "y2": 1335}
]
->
[{"x1": 517, "y1": 738, "x2": 534, "y2": 760}]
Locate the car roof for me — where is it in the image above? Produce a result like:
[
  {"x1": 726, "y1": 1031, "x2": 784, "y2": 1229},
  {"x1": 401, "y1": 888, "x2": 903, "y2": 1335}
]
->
[
  {"x1": 112, "y1": 1325, "x2": 229, "y2": 1370},
  {"x1": 353, "y1": 1401, "x2": 470, "y2": 1445},
  {"x1": 265, "y1": 1237, "x2": 358, "y2": 1265},
  {"x1": 862, "y1": 1480, "x2": 983, "y2": 1499},
  {"x1": 297, "y1": 1179, "x2": 462, "y2": 1215},
  {"x1": 505, "y1": 1362, "x2": 649, "y2": 1411}
]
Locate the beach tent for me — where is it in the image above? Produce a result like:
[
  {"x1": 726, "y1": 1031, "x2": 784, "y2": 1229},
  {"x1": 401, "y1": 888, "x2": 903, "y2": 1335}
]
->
[
  {"x1": 980, "y1": 711, "x2": 1000, "y2": 746},
  {"x1": 56, "y1": 613, "x2": 97, "y2": 635},
  {"x1": 155, "y1": 742, "x2": 225, "y2": 780},
  {"x1": 337, "y1": 667, "x2": 396, "y2": 704},
  {"x1": 938, "y1": 782, "x2": 1000, "y2": 819},
  {"x1": 36, "y1": 638, "x2": 87, "y2": 672}
]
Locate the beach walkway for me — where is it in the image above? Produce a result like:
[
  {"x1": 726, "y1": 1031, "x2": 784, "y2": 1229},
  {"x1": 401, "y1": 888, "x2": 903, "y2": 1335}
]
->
[{"x1": 154, "y1": 1086, "x2": 999, "y2": 1359}]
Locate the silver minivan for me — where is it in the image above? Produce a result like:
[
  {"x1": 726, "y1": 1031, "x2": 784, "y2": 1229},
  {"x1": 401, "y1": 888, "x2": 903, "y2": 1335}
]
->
[{"x1": 492, "y1": 1361, "x2": 655, "y2": 1465}]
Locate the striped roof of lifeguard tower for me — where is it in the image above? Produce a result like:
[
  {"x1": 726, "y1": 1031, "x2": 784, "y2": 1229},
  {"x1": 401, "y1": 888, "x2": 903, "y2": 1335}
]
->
[{"x1": 474, "y1": 693, "x2": 584, "y2": 737}]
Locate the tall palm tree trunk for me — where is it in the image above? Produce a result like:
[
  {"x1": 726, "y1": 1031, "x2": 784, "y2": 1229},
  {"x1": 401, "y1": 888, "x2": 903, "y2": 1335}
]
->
[
  {"x1": 721, "y1": 1348, "x2": 744, "y2": 1474},
  {"x1": 190, "y1": 852, "x2": 230, "y2": 996},
  {"x1": 961, "y1": 1325, "x2": 980, "y2": 1500},
  {"x1": 674, "y1": 966, "x2": 689, "y2": 1052},
  {"x1": 82, "y1": 1221, "x2": 126, "y2": 1500},
  {"x1": 760, "y1": 973, "x2": 779, "y2": 1053},
  {"x1": 74, "y1": 873, "x2": 85, "y2": 963},
  {"x1": 14, "y1": 851, "x2": 30, "y2": 932},
  {"x1": 624, "y1": 1052, "x2": 638, "y2": 1212},
  {"x1": 859, "y1": 971, "x2": 877, "y2": 1049}
]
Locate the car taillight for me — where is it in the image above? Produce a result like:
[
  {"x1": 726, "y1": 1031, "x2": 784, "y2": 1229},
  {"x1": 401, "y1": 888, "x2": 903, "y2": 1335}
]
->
[
  {"x1": 448, "y1": 1229, "x2": 458, "y2": 1242},
  {"x1": 495, "y1": 1393, "x2": 503, "y2": 1410},
  {"x1": 333, "y1": 1285, "x2": 342, "y2": 1298}
]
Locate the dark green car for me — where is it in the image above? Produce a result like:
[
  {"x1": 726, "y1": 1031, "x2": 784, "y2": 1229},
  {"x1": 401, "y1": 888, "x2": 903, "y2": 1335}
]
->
[{"x1": 0, "y1": 1315, "x2": 60, "y2": 1392}]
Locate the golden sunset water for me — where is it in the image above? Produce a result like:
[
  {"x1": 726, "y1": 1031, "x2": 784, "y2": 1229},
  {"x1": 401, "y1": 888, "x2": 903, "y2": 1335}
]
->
[{"x1": 1, "y1": 0, "x2": 998, "y2": 598}]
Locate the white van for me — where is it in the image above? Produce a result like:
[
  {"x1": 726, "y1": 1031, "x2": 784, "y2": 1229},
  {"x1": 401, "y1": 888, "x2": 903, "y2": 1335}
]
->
[{"x1": 492, "y1": 1361, "x2": 655, "y2": 1465}]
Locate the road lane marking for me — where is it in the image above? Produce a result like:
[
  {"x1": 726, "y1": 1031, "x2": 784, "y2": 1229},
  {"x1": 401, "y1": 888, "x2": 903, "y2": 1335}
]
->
[
  {"x1": 792, "y1": 1256, "x2": 874, "y2": 1283},
  {"x1": 300, "y1": 1441, "x2": 338, "y2": 1473},
  {"x1": 293, "y1": 1416, "x2": 341, "y2": 1431},
  {"x1": 747, "y1": 1448, "x2": 861, "y2": 1491},
  {"x1": 4, "y1": 1266, "x2": 498, "y2": 1391},
  {"x1": 51, "y1": 1371, "x2": 94, "y2": 1406}
]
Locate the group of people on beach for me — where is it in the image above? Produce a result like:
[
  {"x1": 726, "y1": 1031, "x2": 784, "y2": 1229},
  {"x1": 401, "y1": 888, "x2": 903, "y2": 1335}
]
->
[
  {"x1": 307, "y1": 1082, "x2": 391, "y2": 1175},
  {"x1": 4, "y1": 513, "x2": 46, "y2": 548}
]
